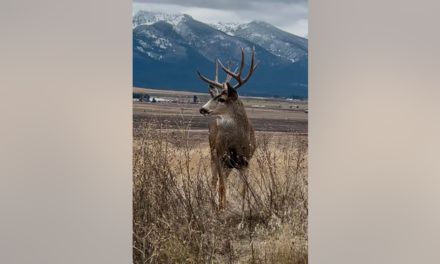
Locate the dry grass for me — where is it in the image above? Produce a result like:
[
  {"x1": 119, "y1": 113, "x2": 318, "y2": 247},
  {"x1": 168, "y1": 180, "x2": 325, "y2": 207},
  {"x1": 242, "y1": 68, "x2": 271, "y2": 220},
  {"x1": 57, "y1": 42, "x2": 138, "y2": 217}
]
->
[{"x1": 133, "y1": 115, "x2": 308, "y2": 263}]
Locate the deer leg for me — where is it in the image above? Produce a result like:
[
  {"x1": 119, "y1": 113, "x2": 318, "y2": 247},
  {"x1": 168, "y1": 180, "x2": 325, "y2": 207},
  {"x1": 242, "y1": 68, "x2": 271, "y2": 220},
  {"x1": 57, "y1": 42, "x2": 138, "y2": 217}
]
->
[
  {"x1": 241, "y1": 181, "x2": 247, "y2": 215},
  {"x1": 210, "y1": 160, "x2": 219, "y2": 210},
  {"x1": 238, "y1": 168, "x2": 249, "y2": 229},
  {"x1": 218, "y1": 166, "x2": 232, "y2": 211},
  {"x1": 219, "y1": 171, "x2": 225, "y2": 211},
  {"x1": 215, "y1": 154, "x2": 226, "y2": 211}
]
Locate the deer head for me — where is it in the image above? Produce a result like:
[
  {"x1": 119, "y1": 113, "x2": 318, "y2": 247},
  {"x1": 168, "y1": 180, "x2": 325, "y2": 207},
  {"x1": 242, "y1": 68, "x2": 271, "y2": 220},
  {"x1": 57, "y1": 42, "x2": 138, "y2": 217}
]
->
[{"x1": 197, "y1": 46, "x2": 259, "y2": 117}]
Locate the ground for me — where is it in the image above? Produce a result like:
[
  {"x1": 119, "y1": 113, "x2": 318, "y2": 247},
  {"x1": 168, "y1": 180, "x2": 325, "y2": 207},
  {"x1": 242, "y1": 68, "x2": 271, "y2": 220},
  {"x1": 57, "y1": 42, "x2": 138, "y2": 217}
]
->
[
  {"x1": 133, "y1": 87, "x2": 308, "y2": 263},
  {"x1": 133, "y1": 87, "x2": 308, "y2": 133}
]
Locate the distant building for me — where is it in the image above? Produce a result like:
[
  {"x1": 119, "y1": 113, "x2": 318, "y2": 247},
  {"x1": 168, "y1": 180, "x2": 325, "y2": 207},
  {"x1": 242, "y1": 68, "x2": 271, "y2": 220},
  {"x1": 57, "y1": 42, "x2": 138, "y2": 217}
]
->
[{"x1": 149, "y1": 98, "x2": 170, "y2": 102}]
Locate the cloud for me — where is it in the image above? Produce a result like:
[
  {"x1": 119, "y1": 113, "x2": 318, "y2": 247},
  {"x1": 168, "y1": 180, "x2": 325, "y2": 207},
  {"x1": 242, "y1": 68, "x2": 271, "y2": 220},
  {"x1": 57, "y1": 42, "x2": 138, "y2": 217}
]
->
[
  {"x1": 133, "y1": 1, "x2": 308, "y2": 36},
  {"x1": 133, "y1": 0, "x2": 308, "y2": 12}
]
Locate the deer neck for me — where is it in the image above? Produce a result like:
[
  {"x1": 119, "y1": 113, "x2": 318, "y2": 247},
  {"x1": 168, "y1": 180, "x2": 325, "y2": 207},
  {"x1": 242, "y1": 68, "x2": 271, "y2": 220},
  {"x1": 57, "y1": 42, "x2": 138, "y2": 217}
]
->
[
  {"x1": 217, "y1": 115, "x2": 236, "y2": 127},
  {"x1": 217, "y1": 100, "x2": 249, "y2": 129}
]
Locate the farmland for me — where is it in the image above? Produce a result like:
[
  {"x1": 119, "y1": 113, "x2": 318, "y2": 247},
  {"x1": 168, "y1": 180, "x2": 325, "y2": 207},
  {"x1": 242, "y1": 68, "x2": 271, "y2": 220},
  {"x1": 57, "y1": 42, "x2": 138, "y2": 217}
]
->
[{"x1": 133, "y1": 87, "x2": 308, "y2": 134}]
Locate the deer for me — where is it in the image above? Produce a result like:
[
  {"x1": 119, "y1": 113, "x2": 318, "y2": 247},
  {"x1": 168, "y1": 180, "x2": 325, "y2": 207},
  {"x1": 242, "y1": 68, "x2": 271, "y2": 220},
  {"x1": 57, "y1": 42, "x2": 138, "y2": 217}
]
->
[{"x1": 197, "y1": 46, "x2": 259, "y2": 226}]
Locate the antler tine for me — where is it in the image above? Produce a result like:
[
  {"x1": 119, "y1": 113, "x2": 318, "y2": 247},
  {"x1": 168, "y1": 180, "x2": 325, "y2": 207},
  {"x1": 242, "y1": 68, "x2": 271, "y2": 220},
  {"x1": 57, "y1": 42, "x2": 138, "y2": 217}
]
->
[
  {"x1": 236, "y1": 46, "x2": 260, "y2": 88},
  {"x1": 214, "y1": 60, "x2": 218, "y2": 83},
  {"x1": 196, "y1": 60, "x2": 224, "y2": 89},
  {"x1": 218, "y1": 46, "x2": 260, "y2": 89},
  {"x1": 225, "y1": 58, "x2": 233, "y2": 83},
  {"x1": 237, "y1": 46, "x2": 245, "y2": 78},
  {"x1": 226, "y1": 66, "x2": 239, "y2": 83},
  {"x1": 196, "y1": 69, "x2": 223, "y2": 89}
]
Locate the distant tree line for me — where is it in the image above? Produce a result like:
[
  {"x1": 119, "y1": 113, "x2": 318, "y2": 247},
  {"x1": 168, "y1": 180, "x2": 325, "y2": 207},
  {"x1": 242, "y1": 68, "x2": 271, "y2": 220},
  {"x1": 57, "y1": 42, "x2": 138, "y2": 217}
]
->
[
  {"x1": 133, "y1": 93, "x2": 150, "y2": 102},
  {"x1": 292, "y1": 95, "x2": 305, "y2": 100}
]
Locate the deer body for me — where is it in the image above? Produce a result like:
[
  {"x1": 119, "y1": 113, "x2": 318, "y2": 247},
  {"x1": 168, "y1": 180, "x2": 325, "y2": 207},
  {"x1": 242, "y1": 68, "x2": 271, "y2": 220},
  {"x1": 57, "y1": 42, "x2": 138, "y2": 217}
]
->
[
  {"x1": 208, "y1": 97, "x2": 255, "y2": 171},
  {"x1": 197, "y1": 47, "x2": 259, "y2": 219}
]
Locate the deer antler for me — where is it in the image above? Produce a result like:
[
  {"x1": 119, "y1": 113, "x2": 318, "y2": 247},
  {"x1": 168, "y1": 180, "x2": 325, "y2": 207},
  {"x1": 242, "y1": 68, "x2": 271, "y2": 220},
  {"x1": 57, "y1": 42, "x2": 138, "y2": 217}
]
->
[
  {"x1": 217, "y1": 46, "x2": 260, "y2": 89},
  {"x1": 197, "y1": 59, "x2": 235, "y2": 90}
]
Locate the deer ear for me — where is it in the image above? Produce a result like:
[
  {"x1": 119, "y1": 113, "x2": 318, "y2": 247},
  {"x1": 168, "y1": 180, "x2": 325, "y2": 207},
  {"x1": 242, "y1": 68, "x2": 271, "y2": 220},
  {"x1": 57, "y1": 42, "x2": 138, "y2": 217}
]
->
[
  {"x1": 226, "y1": 82, "x2": 238, "y2": 100},
  {"x1": 209, "y1": 85, "x2": 219, "y2": 98}
]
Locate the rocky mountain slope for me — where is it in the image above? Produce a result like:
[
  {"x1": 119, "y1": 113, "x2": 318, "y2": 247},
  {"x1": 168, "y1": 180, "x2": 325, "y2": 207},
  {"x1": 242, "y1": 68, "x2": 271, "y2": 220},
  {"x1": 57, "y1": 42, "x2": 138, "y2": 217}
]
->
[{"x1": 133, "y1": 11, "x2": 308, "y2": 97}]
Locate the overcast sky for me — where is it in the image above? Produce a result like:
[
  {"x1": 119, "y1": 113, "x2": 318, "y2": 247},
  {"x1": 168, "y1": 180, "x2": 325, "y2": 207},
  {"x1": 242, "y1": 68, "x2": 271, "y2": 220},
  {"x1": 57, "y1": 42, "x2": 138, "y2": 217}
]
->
[{"x1": 133, "y1": 0, "x2": 308, "y2": 37}]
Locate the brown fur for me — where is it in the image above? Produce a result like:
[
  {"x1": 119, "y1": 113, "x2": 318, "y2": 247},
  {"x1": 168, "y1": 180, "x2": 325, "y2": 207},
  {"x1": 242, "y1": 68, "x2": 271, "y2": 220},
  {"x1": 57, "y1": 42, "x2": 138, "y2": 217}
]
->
[
  {"x1": 200, "y1": 82, "x2": 257, "y2": 215},
  {"x1": 208, "y1": 98, "x2": 256, "y2": 169},
  {"x1": 198, "y1": 47, "x2": 259, "y2": 220}
]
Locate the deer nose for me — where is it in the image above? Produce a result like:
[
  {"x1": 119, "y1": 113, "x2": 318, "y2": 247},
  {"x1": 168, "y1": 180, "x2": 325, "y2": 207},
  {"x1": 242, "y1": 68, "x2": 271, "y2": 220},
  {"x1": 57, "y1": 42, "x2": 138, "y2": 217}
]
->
[{"x1": 199, "y1": 108, "x2": 209, "y2": 115}]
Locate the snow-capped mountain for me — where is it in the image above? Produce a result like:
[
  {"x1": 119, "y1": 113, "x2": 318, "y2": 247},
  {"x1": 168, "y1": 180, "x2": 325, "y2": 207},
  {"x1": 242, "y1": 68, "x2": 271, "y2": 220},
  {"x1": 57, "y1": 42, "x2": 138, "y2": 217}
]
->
[
  {"x1": 133, "y1": 10, "x2": 189, "y2": 28},
  {"x1": 133, "y1": 10, "x2": 308, "y2": 97},
  {"x1": 212, "y1": 20, "x2": 308, "y2": 63},
  {"x1": 174, "y1": 18, "x2": 290, "y2": 67},
  {"x1": 134, "y1": 21, "x2": 190, "y2": 62},
  {"x1": 133, "y1": 11, "x2": 291, "y2": 67},
  {"x1": 209, "y1": 22, "x2": 242, "y2": 36}
]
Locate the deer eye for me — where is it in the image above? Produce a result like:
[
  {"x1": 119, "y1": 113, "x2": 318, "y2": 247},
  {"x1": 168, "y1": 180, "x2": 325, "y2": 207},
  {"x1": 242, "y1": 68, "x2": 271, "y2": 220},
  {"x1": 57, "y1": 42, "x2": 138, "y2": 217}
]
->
[{"x1": 218, "y1": 98, "x2": 225, "y2": 103}]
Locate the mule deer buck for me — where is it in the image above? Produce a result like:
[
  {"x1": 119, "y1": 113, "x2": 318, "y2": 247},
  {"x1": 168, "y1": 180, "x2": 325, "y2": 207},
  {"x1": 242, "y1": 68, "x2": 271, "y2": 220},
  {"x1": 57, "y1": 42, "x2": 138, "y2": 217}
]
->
[{"x1": 197, "y1": 46, "x2": 259, "y2": 225}]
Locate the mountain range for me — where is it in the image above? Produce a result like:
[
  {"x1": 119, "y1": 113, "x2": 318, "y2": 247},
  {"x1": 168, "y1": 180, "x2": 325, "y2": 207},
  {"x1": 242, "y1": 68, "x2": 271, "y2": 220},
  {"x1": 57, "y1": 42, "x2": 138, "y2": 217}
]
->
[{"x1": 133, "y1": 10, "x2": 308, "y2": 97}]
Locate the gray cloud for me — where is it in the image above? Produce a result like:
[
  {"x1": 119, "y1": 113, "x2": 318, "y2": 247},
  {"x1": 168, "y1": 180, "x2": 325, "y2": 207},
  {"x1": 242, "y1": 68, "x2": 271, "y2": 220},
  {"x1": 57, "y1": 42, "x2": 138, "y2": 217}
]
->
[{"x1": 133, "y1": 0, "x2": 308, "y2": 12}]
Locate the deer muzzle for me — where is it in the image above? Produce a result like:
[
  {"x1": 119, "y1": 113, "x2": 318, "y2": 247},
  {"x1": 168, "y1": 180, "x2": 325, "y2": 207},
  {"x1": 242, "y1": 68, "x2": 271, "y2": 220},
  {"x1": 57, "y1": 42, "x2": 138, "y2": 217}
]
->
[{"x1": 199, "y1": 108, "x2": 210, "y2": 116}]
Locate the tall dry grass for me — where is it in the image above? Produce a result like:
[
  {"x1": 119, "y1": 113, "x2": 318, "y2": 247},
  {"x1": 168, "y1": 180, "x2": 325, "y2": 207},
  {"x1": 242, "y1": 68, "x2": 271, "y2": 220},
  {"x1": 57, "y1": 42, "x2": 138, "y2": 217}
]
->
[{"x1": 133, "y1": 114, "x2": 308, "y2": 263}]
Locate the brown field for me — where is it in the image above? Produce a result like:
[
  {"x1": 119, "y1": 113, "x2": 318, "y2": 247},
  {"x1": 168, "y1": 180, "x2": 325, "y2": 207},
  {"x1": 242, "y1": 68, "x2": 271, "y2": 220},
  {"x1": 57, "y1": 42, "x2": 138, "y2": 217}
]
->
[
  {"x1": 133, "y1": 87, "x2": 308, "y2": 263},
  {"x1": 133, "y1": 87, "x2": 308, "y2": 134}
]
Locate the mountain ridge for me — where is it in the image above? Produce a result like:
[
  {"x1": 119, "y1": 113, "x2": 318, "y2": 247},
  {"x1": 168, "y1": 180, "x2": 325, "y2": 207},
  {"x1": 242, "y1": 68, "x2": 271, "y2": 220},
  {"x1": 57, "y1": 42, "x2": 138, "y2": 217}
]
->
[{"x1": 133, "y1": 10, "x2": 308, "y2": 98}]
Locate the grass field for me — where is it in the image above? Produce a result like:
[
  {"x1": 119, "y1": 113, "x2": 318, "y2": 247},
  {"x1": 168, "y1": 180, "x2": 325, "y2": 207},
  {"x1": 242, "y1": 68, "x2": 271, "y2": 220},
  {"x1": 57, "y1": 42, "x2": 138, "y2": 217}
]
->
[{"x1": 133, "y1": 87, "x2": 308, "y2": 263}]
